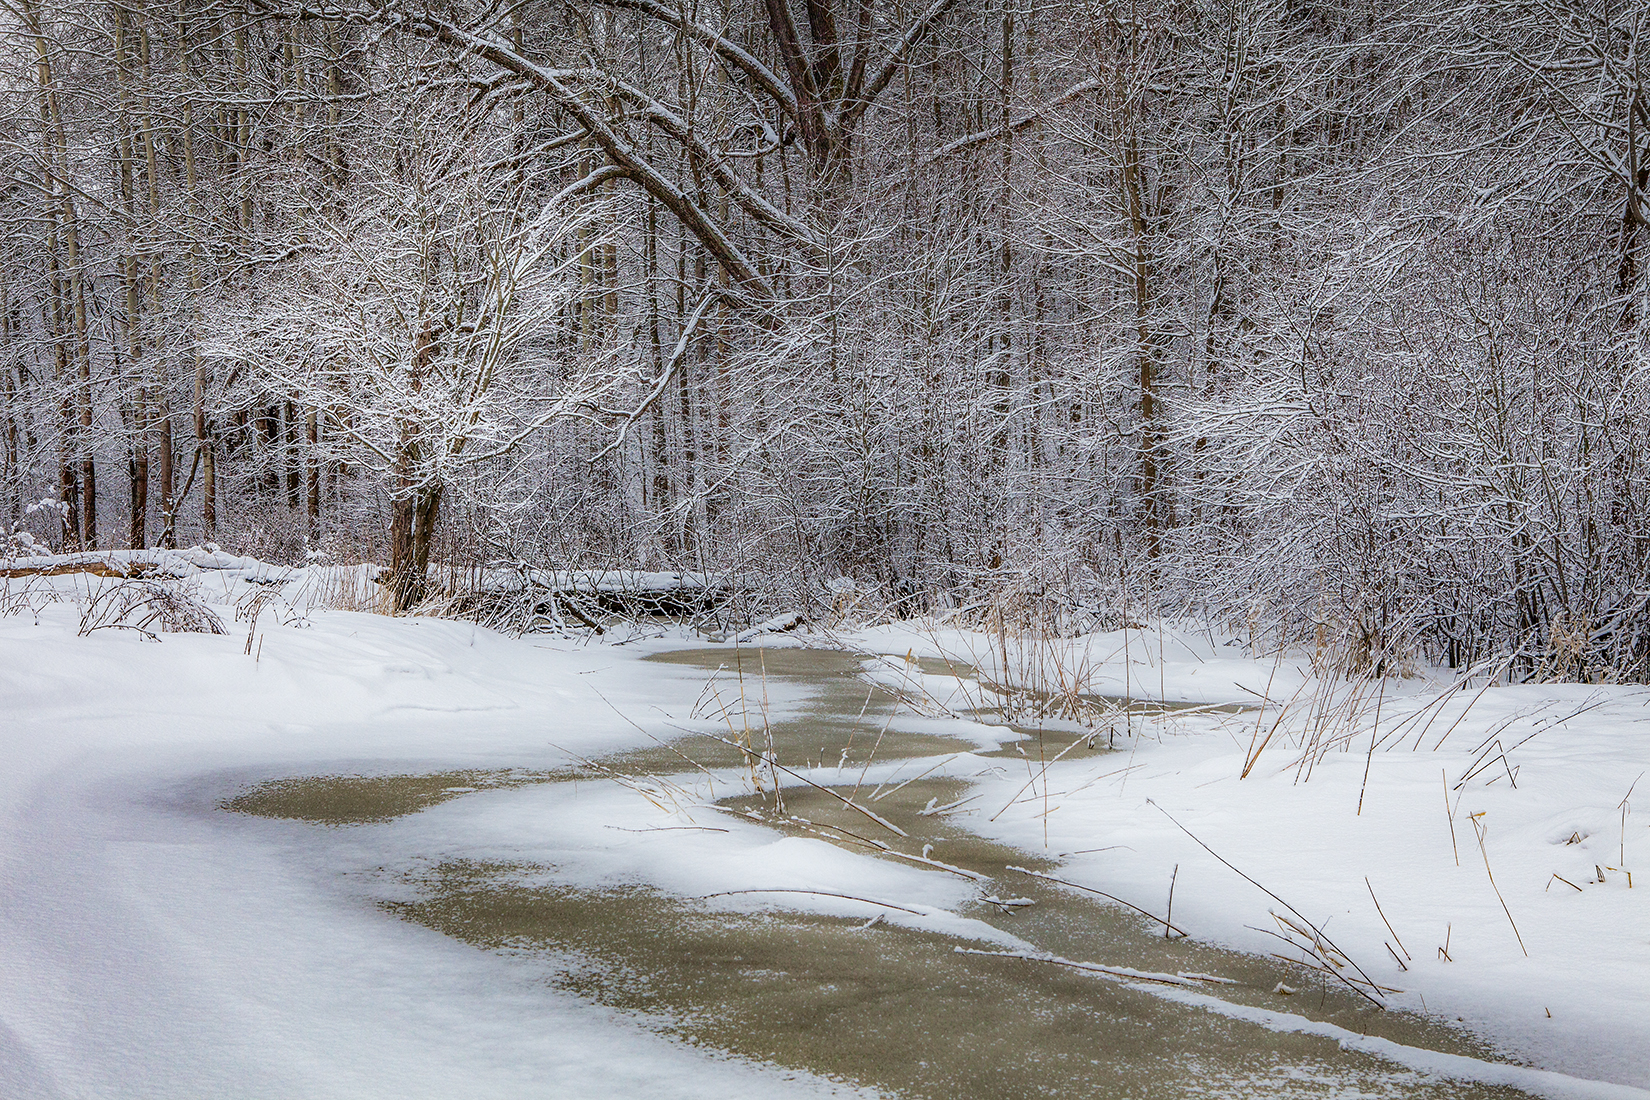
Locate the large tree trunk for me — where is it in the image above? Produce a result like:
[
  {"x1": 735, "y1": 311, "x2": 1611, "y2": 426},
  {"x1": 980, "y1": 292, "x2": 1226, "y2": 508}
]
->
[
  {"x1": 386, "y1": 318, "x2": 442, "y2": 612},
  {"x1": 387, "y1": 481, "x2": 441, "y2": 613}
]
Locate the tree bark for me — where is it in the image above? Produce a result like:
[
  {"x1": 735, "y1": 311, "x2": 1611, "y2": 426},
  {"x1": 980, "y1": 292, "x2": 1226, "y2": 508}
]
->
[{"x1": 387, "y1": 483, "x2": 442, "y2": 612}]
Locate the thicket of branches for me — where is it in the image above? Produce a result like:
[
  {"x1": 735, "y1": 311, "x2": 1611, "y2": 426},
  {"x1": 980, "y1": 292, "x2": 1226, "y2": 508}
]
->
[{"x1": 3, "y1": 0, "x2": 1649, "y2": 677}]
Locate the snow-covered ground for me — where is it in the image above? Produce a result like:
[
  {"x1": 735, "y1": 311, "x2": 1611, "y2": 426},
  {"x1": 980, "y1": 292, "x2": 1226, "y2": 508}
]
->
[
  {"x1": 848, "y1": 623, "x2": 1650, "y2": 1092},
  {"x1": 3, "y1": 559, "x2": 1648, "y2": 1097},
  {"x1": 0, "y1": 562, "x2": 893, "y2": 1099}
]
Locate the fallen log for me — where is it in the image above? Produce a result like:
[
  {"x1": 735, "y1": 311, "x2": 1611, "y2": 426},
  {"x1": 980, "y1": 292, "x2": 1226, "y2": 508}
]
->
[
  {"x1": 1, "y1": 559, "x2": 158, "y2": 579},
  {"x1": 437, "y1": 566, "x2": 736, "y2": 632},
  {"x1": 712, "y1": 610, "x2": 805, "y2": 643}
]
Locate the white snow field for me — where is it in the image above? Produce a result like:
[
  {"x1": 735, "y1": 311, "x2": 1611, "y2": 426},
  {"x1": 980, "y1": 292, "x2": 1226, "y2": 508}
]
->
[{"x1": 2, "y1": 557, "x2": 1648, "y2": 1098}]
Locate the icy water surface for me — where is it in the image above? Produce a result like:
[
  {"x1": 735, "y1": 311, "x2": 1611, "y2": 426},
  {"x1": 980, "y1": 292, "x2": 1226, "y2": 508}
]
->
[
  {"x1": 225, "y1": 645, "x2": 1542, "y2": 1100},
  {"x1": 221, "y1": 767, "x2": 569, "y2": 824}
]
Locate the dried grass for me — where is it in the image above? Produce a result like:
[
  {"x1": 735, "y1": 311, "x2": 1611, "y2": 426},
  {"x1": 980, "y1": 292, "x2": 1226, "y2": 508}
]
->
[
  {"x1": 77, "y1": 577, "x2": 226, "y2": 639},
  {"x1": 0, "y1": 574, "x2": 64, "y2": 622},
  {"x1": 286, "y1": 566, "x2": 389, "y2": 615}
]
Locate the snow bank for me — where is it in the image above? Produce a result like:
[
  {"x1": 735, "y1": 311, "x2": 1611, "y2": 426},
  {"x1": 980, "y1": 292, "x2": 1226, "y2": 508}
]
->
[
  {"x1": 842, "y1": 623, "x2": 1650, "y2": 1091},
  {"x1": 0, "y1": 568, "x2": 867, "y2": 1100}
]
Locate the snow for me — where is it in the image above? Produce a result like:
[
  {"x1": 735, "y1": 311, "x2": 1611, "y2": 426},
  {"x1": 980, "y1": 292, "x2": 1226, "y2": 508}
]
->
[
  {"x1": 4, "y1": 560, "x2": 1649, "y2": 1097},
  {"x1": 0, "y1": 563, "x2": 874, "y2": 1099},
  {"x1": 361, "y1": 779, "x2": 1025, "y2": 947},
  {"x1": 1141, "y1": 984, "x2": 1650, "y2": 1100},
  {"x1": 2, "y1": 545, "x2": 320, "y2": 585},
  {"x1": 843, "y1": 622, "x2": 1650, "y2": 1092}
]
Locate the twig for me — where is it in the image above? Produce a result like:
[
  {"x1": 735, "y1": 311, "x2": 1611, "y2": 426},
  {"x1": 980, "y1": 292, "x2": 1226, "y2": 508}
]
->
[
  {"x1": 1429, "y1": 665, "x2": 1511, "y2": 751},
  {"x1": 1006, "y1": 865, "x2": 1189, "y2": 938},
  {"x1": 1148, "y1": 799, "x2": 1385, "y2": 1007},
  {"x1": 1166, "y1": 863, "x2": 1179, "y2": 941},
  {"x1": 1365, "y1": 877, "x2": 1411, "y2": 961},
  {"x1": 605, "y1": 825, "x2": 729, "y2": 834},
  {"x1": 953, "y1": 947, "x2": 1221, "y2": 988},
  {"x1": 703, "y1": 732, "x2": 909, "y2": 837},
  {"x1": 1621, "y1": 771, "x2": 1643, "y2": 869},
  {"x1": 1443, "y1": 768, "x2": 1460, "y2": 866},
  {"x1": 1242, "y1": 674, "x2": 1308, "y2": 779},
  {"x1": 886, "y1": 848, "x2": 989, "y2": 882},
  {"x1": 988, "y1": 733, "x2": 1090, "y2": 821},
  {"x1": 586, "y1": 682, "x2": 721, "y2": 789},
  {"x1": 698, "y1": 888, "x2": 921, "y2": 915},
  {"x1": 737, "y1": 806, "x2": 890, "y2": 852},
  {"x1": 1357, "y1": 676, "x2": 1386, "y2": 815},
  {"x1": 1470, "y1": 812, "x2": 1527, "y2": 956},
  {"x1": 870, "y1": 753, "x2": 961, "y2": 802},
  {"x1": 553, "y1": 750, "x2": 681, "y2": 815}
]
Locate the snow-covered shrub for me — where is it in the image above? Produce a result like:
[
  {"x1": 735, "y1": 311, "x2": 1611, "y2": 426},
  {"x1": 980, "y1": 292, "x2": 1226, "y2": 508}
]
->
[{"x1": 3, "y1": 526, "x2": 50, "y2": 560}]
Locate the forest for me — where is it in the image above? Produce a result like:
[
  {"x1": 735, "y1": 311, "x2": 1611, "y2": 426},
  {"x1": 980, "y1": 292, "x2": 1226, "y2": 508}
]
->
[{"x1": 4, "y1": 0, "x2": 1649, "y2": 679}]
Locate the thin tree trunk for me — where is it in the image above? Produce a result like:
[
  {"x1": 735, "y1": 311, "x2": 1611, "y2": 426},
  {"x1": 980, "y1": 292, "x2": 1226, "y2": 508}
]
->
[
  {"x1": 24, "y1": 0, "x2": 93, "y2": 548},
  {"x1": 136, "y1": 2, "x2": 175, "y2": 544},
  {"x1": 285, "y1": 401, "x2": 302, "y2": 508},
  {"x1": 1124, "y1": 128, "x2": 1160, "y2": 558},
  {"x1": 116, "y1": 6, "x2": 147, "y2": 548},
  {"x1": 306, "y1": 409, "x2": 320, "y2": 535},
  {"x1": 989, "y1": 5, "x2": 1015, "y2": 567},
  {"x1": 179, "y1": 13, "x2": 214, "y2": 543},
  {"x1": 646, "y1": 198, "x2": 671, "y2": 522},
  {"x1": 386, "y1": 319, "x2": 442, "y2": 612}
]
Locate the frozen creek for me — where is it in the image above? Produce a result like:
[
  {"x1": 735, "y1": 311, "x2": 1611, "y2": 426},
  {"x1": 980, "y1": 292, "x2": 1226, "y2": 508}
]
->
[{"x1": 219, "y1": 646, "x2": 1571, "y2": 1100}]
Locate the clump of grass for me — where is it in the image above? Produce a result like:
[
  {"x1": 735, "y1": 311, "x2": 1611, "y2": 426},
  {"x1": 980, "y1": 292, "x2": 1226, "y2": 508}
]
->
[
  {"x1": 0, "y1": 574, "x2": 62, "y2": 622},
  {"x1": 287, "y1": 564, "x2": 390, "y2": 615},
  {"x1": 77, "y1": 576, "x2": 225, "y2": 639}
]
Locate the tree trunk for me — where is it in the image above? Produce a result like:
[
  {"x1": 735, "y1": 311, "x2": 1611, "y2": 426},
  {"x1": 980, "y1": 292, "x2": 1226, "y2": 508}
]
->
[
  {"x1": 136, "y1": 3, "x2": 174, "y2": 546},
  {"x1": 1617, "y1": 165, "x2": 1648, "y2": 328},
  {"x1": 284, "y1": 400, "x2": 302, "y2": 508},
  {"x1": 306, "y1": 409, "x2": 320, "y2": 536},
  {"x1": 179, "y1": 15, "x2": 214, "y2": 545},
  {"x1": 116, "y1": 5, "x2": 148, "y2": 549},
  {"x1": 1122, "y1": 121, "x2": 1161, "y2": 558},
  {"x1": 25, "y1": 0, "x2": 81, "y2": 549},
  {"x1": 387, "y1": 483, "x2": 441, "y2": 612}
]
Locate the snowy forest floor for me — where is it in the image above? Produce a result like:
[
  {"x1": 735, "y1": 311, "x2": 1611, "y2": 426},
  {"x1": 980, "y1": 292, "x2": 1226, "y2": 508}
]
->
[{"x1": 2, "y1": 556, "x2": 1648, "y2": 1099}]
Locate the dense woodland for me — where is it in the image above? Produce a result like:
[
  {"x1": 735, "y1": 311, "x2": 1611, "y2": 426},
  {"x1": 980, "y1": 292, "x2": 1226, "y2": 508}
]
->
[{"x1": 3, "y1": 0, "x2": 1650, "y2": 676}]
